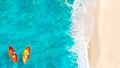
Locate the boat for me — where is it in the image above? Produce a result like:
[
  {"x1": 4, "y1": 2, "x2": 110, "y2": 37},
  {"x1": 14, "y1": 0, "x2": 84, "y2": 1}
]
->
[
  {"x1": 22, "y1": 46, "x2": 31, "y2": 64},
  {"x1": 8, "y1": 46, "x2": 18, "y2": 63}
]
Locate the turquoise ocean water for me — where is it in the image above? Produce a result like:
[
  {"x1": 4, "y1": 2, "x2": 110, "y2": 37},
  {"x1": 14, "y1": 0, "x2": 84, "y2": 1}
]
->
[{"x1": 0, "y1": 0, "x2": 77, "y2": 68}]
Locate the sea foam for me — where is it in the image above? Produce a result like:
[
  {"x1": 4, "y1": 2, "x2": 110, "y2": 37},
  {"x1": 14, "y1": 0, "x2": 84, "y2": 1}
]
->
[{"x1": 69, "y1": 0, "x2": 95, "y2": 68}]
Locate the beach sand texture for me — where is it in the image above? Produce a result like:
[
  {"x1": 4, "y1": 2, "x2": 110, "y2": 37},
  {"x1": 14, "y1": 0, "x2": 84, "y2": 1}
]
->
[{"x1": 89, "y1": 0, "x2": 120, "y2": 68}]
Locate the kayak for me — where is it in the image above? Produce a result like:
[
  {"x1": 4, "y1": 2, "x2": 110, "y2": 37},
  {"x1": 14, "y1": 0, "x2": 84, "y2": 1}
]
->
[
  {"x1": 22, "y1": 46, "x2": 31, "y2": 64},
  {"x1": 8, "y1": 46, "x2": 18, "y2": 63}
]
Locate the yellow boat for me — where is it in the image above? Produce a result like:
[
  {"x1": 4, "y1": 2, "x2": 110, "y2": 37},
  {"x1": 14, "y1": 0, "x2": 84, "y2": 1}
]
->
[{"x1": 22, "y1": 46, "x2": 31, "y2": 64}]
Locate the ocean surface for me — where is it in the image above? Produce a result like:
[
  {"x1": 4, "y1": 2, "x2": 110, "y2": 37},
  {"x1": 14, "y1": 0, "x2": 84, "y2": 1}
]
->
[{"x1": 0, "y1": 0, "x2": 78, "y2": 68}]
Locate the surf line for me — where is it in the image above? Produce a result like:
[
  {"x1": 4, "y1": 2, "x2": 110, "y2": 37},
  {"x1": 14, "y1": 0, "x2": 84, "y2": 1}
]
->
[{"x1": 70, "y1": 0, "x2": 89, "y2": 68}]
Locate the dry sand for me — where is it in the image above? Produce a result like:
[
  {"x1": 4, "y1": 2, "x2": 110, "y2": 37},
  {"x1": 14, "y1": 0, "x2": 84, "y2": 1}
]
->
[{"x1": 89, "y1": 0, "x2": 120, "y2": 68}]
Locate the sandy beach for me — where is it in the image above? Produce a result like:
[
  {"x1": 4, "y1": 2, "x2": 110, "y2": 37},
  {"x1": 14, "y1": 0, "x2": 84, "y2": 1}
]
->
[{"x1": 89, "y1": 0, "x2": 120, "y2": 68}]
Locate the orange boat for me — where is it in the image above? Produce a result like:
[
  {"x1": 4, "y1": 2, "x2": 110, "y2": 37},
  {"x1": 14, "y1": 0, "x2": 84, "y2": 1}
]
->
[
  {"x1": 8, "y1": 46, "x2": 18, "y2": 63},
  {"x1": 22, "y1": 46, "x2": 31, "y2": 64}
]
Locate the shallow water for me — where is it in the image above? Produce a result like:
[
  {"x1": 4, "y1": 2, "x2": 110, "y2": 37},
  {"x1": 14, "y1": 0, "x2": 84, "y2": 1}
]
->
[{"x1": 0, "y1": 0, "x2": 77, "y2": 68}]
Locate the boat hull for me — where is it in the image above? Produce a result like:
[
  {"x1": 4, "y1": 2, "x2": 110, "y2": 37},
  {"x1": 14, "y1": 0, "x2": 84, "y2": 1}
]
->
[
  {"x1": 22, "y1": 46, "x2": 31, "y2": 64},
  {"x1": 8, "y1": 46, "x2": 18, "y2": 63}
]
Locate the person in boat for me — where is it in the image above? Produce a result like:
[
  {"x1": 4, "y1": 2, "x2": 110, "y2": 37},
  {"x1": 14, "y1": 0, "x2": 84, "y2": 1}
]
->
[{"x1": 12, "y1": 52, "x2": 17, "y2": 58}]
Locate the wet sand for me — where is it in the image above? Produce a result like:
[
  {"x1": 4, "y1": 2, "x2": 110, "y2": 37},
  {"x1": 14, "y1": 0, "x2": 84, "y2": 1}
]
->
[{"x1": 89, "y1": 0, "x2": 120, "y2": 68}]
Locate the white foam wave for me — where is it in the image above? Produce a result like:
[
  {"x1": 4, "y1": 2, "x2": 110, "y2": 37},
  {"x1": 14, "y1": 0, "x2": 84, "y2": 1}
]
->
[{"x1": 69, "y1": 0, "x2": 95, "y2": 68}]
